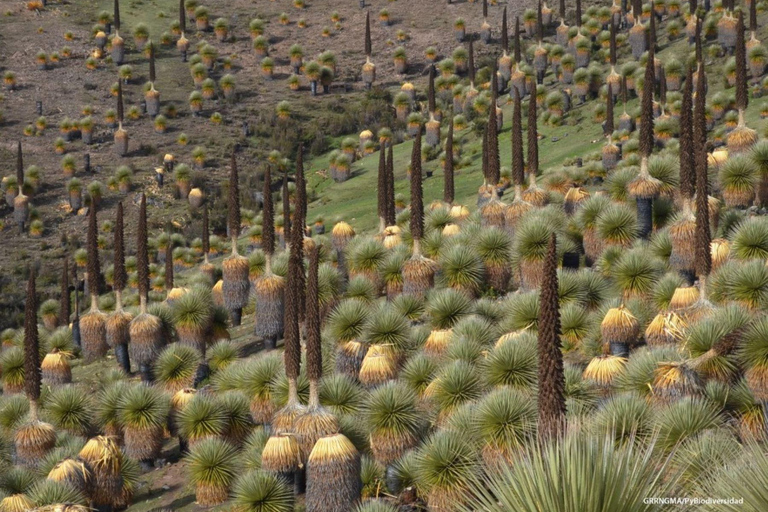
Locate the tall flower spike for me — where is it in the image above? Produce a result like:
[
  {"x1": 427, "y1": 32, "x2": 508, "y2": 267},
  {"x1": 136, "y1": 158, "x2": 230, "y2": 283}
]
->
[
  {"x1": 149, "y1": 43, "x2": 156, "y2": 83},
  {"x1": 113, "y1": 202, "x2": 126, "y2": 293},
  {"x1": 364, "y1": 11, "x2": 371, "y2": 57},
  {"x1": 24, "y1": 267, "x2": 42, "y2": 409},
  {"x1": 527, "y1": 84, "x2": 539, "y2": 176},
  {"x1": 228, "y1": 153, "x2": 241, "y2": 244},
  {"x1": 137, "y1": 194, "x2": 149, "y2": 305},
  {"x1": 179, "y1": 0, "x2": 185, "y2": 33},
  {"x1": 679, "y1": 64, "x2": 695, "y2": 201},
  {"x1": 511, "y1": 92, "x2": 525, "y2": 186},
  {"x1": 262, "y1": 166, "x2": 275, "y2": 261},
  {"x1": 428, "y1": 65, "x2": 436, "y2": 114},
  {"x1": 386, "y1": 143, "x2": 396, "y2": 226},
  {"x1": 59, "y1": 257, "x2": 70, "y2": 326},
  {"x1": 410, "y1": 129, "x2": 424, "y2": 244},
  {"x1": 16, "y1": 141, "x2": 23, "y2": 185},
  {"x1": 501, "y1": 7, "x2": 509, "y2": 51},
  {"x1": 444, "y1": 117, "x2": 455, "y2": 205},
  {"x1": 468, "y1": 38, "x2": 475, "y2": 85},
  {"x1": 87, "y1": 202, "x2": 103, "y2": 297},
  {"x1": 537, "y1": 233, "x2": 565, "y2": 440},
  {"x1": 114, "y1": 0, "x2": 121, "y2": 31},
  {"x1": 377, "y1": 143, "x2": 387, "y2": 232},
  {"x1": 202, "y1": 204, "x2": 210, "y2": 262},
  {"x1": 605, "y1": 84, "x2": 614, "y2": 137},
  {"x1": 117, "y1": 81, "x2": 124, "y2": 123}
]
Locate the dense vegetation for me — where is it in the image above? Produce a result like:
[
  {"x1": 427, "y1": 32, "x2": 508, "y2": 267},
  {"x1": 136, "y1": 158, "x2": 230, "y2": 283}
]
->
[{"x1": 4, "y1": 0, "x2": 768, "y2": 511}]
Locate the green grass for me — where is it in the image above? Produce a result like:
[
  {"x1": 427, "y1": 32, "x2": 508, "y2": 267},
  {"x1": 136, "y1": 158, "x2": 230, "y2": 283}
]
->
[{"x1": 305, "y1": 99, "x2": 607, "y2": 232}]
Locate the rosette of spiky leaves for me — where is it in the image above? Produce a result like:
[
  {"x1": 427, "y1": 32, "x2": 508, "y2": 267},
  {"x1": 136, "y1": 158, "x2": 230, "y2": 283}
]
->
[
  {"x1": 1, "y1": 347, "x2": 25, "y2": 394},
  {"x1": 415, "y1": 429, "x2": 480, "y2": 511},
  {"x1": 731, "y1": 217, "x2": 768, "y2": 260},
  {"x1": 43, "y1": 386, "x2": 93, "y2": 437},
  {"x1": 119, "y1": 383, "x2": 169, "y2": 462},
  {"x1": 614, "y1": 346, "x2": 683, "y2": 397},
  {"x1": 452, "y1": 315, "x2": 499, "y2": 348},
  {"x1": 739, "y1": 316, "x2": 768, "y2": 401},
  {"x1": 485, "y1": 331, "x2": 538, "y2": 389},
  {"x1": 400, "y1": 354, "x2": 438, "y2": 397},
  {"x1": 208, "y1": 340, "x2": 240, "y2": 374},
  {"x1": 172, "y1": 287, "x2": 213, "y2": 353},
  {"x1": 177, "y1": 392, "x2": 226, "y2": 446},
  {"x1": 45, "y1": 456, "x2": 93, "y2": 497},
  {"x1": 564, "y1": 363, "x2": 598, "y2": 410},
  {"x1": 727, "y1": 259, "x2": 768, "y2": 309},
  {"x1": 112, "y1": 454, "x2": 139, "y2": 510},
  {"x1": 348, "y1": 237, "x2": 387, "y2": 288},
  {"x1": 649, "y1": 272, "x2": 685, "y2": 311},
  {"x1": 306, "y1": 433, "x2": 362, "y2": 512},
  {"x1": 0, "y1": 395, "x2": 30, "y2": 431},
  {"x1": 427, "y1": 288, "x2": 473, "y2": 331},
  {"x1": 214, "y1": 355, "x2": 282, "y2": 425},
  {"x1": 474, "y1": 387, "x2": 536, "y2": 469},
  {"x1": 188, "y1": 437, "x2": 239, "y2": 506},
  {"x1": 364, "y1": 381, "x2": 421, "y2": 466},
  {"x1": 326, "y1": 300, "x2": 369, "y2": 379},
  {"x1": 465, "y1": 430, "x2": 684, "y2": 512},
  {"x1": 671, "y1": 429, "x2": 742, "y2": 491},
  {"x1": 475, "y1": 228, "x2": 512, "y2": 293},
  {"x1": 609, "y1": 248, "x2": 664, "y2": 299},
  {"x1": 596, "y1": 203, "x2": 638, "y2": 248},
  {"x1": 575, "y1": 194, "x2": 611, "y2": 263},
  {"x1": 240, "y1": 428, "x2": 269, "y2": 472},
  {"x1": 346, "y1": 275, "x2": 378, "y2": 303},
  {"x1": 364, "y1": 304, "x2": 412, "y2": 355},
  {"x1": 0, "y1": 466, "x2": 37, "y2": 495},
  {"x1": 328, "y1": 298, "x2": 369, "y2": 344},
  {"x1": 27, "y1": 479, "x2": 87, "y2": 507},
  {"x1": 154, "y1": 343, "x2": 200, "y2": 393},
  {"x1": 719, "y1": 155, "x2": 758, "y2": 208},
  {"x1": 438, "y1": 245, "x2": 485, "y2": 297},
  {"x1": 686, "y1": 306, "x2": 749, "y2": 382},
  {"x1": 695, "y1": 441, "x2": 768, "y2": 511},
  {"x1": 357, "y1": 499, "x2": 397, "y2": 512},
  {"x1": 94, "y1": 381, "x2": 126, "y2": 439},
  {"x1": 78, "y1": 435, "x2": 123, "y2": 507},
  {"x1": 653, "y1": 397, "x2": 723, "y2": 453},
  {"x1": 231, "y1": 469, "x2": 294, "y2": 512},
  {"x1": 319, "y1": 374, "x2": 366, "y2": 416},
  {"x1": 586, "y1": 391, "x2": 652, "y2": 445},
  {"x1": 500, "y1": 291, "x2": 540, "y2": 333},
  {"x1": 217, "y1": 391, "x2": 254, "y2": 448},
  {"x1": 380, "y1": 249, "x2": 407, "y2": 299},
  {"x1": 432, "y1": 360, "x2": 485, "y2": 421}
]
